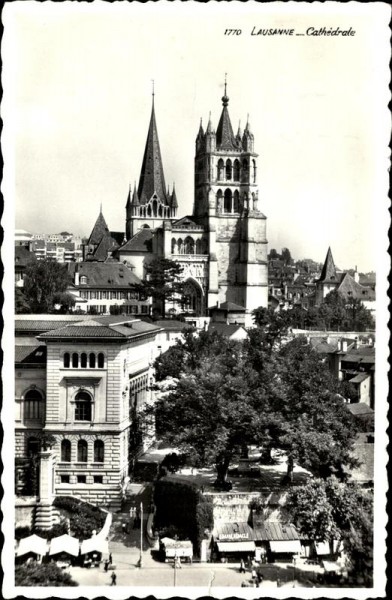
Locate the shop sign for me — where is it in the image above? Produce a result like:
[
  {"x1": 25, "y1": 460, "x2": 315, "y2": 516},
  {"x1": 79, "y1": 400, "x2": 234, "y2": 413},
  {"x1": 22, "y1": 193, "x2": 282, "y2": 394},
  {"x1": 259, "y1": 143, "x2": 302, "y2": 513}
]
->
[{"x1": 219, "y1": 532, "x2": 250, "y2": 541}]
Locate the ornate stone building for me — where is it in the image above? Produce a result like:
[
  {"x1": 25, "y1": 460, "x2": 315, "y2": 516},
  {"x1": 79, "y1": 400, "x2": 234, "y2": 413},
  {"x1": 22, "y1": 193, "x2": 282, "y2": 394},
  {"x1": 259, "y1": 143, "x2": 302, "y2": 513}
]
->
[{"x1": 118, "y1": 84, "x2": 268, "y2": 326}]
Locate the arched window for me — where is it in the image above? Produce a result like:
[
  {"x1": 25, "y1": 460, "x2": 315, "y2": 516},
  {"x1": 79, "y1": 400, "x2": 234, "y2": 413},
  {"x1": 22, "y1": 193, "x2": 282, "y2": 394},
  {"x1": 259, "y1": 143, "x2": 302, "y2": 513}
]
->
[
  {"x1": 217, "y1": 159, "x2": 224, "y2": 181},
  {"x1": 252, "y1": 159, "x2": 257, "y2": 183},
  {"x1": 171, "y1": 238, "x2": 177, "y2": 254},
  {"x1": 242, "y1": 159, "x2": 248, "y2": 182},
  {"x1": 75, "y1": 391, "x2": 92, "y2": 421},
  {"x1": 233, "y1": 190, "x2": 240, "y2": 213},
  {"x1": 177, "y1": 239, "x2": 183, "y2": 254},
  {"x1": 225, "y1": 159, "x2": 232, "y2": 180},
  {"x1": 202, "y1": 239, "x2": 208, "y2": 254},
  {"x1": 233, "y1": 159, "x2": 240, "y2": 181},
  {"x1": 98, "y1": 353, "x2": 105, "y2": 369},
  {"x1": 61, "y1": 440, "x2": 71, "y2": 462},
  {"x1": 184, "y1": 237, "x2": 195, "y2": 254},
  {"x1": 80, "y1": 276, "x2": 87, "y2": 285},
  {"x1": 152, "y1": 200, "x2": 158, "y2": 216},
  {"x1": 72, "y1": 353, "x2": 79, "y2": 368},
  {"x1": 224, "y1": 189, "x2": 232, "y2": 213},
  {"x1": 80, "y1": 353, "x2": 87, "y2": 368},
  {"x1": 77, "y1": 439, "x2": 88, "y2": 462},
  {"x1": 94, "y1": 440, "x2": 104, "y2": 463},
  {"x1": 24, "y1": 389, "x2": 43, "y2": 420},
  {"x1": 216, "y1": 189, "x2": 223, "y2": 212},
  {"x1": 89, "y1": 353, "x2": 96, "y2": 369},
  {"x1": 196, "y1": 239, "x2": 202, "y2": 254},
  {"x1": 64, "y1": 353, "x2": 70, "y2": 368},
  {"x1": 147, "y1": 205, "x2": 152, "y2": 217}
]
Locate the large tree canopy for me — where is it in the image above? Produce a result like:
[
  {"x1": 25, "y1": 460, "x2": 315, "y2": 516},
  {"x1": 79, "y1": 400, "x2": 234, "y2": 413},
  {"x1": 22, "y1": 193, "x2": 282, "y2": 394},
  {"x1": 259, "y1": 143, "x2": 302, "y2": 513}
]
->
[
  {"x1": 23, "y1": 258, "x2": 72, "y2": 314},
  {"x1": 287, "y1": 477, "x2": 373, "y2": 584},
  {"x1": 151, "y1": 324, "x2": 360, "y2": 485},
  {"x1": 136, "y1": 257, "x2": 186, "y2": 317}
]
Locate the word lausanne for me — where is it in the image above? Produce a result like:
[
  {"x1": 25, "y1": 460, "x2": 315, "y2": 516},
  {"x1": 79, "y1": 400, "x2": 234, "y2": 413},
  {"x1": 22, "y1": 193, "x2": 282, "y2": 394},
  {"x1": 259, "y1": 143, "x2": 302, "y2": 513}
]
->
[{"x1": 225, "y1": 27, "x2": 355, "y2": 37}]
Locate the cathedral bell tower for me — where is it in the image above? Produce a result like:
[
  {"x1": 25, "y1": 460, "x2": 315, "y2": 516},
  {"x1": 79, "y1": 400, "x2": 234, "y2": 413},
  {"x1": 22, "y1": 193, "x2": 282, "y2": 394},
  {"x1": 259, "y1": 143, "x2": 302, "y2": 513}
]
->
[{"x1": 193, "y1": 81, "x2": 268, "y2": 324}]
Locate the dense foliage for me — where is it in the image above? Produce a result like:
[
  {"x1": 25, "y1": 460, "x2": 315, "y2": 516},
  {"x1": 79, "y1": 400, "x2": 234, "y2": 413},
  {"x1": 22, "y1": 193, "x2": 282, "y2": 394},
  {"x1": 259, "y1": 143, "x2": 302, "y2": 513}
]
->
[
  {"x1": 34, "y1": 522, "x2": 69, "y2": 540},
  {"x1": 287, "y1": 477, "x2": 373, "y2": 585},
  {"x1": 151, "y1": 321, "x2": 360, "y2": 485},
  {"x1": 21, "y1": 258, "x2": 72, "y2": 313},
  {"x1": 53, "y1": 496, "x2": 106, "y2": 540},
  {"x1": 154, "y1": 479, "x2": 213, "y2": 552},
  {"x1": 15, "y1": 563, "x2": 78, "y2": 586}
]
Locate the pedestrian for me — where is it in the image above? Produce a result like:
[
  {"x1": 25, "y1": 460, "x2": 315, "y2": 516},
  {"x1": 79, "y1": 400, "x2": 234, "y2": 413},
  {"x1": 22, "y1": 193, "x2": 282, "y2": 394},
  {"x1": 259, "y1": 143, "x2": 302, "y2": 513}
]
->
[
  {"x1": 104, "y1": 560, "x2": 109, "y2": 572},
  {"x1": 251, "y1": 568, "x2": 257, "y2": 582},
  {"x1": 109, "y1": 553, "x2": 113, "y2": 565},
  {"x1": 239, "y1": 559, "x2": 245, "y2": 573},
  {"x1": 111, "y1": 571, "x2": 117, "y2": 586},
  {"x1": 122, "y1": 523, "x2": 126, "y2": 534},
  {"x1": 258, "y1": 573, "x2": 263, "y2": 584}
]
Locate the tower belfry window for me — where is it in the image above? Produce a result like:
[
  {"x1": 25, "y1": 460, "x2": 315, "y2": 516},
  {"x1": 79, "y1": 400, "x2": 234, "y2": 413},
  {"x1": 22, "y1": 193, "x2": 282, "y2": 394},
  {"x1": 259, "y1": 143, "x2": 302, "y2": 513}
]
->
[
  {"x1": 225, "y1": 159, "x2": 232, "y2": 180},
  {"x1": 224, "y1": 189, "x2": 232, "y2": 213},
  {"x1": 217, "y1": 159, "x2": 224, "y2": 181}
]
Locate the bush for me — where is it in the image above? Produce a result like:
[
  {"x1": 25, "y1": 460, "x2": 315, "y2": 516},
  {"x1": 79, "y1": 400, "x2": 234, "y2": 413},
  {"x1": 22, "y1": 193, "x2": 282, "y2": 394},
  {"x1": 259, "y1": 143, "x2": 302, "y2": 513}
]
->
[
  {"x1": 15, "y1": 563, "x2": 78, "y2": 586},
  {"x1": 53, "y1": 496, "x2": 106, "y2": 540},
  {"x1": 34, "y1": 522, "x2": 69, "y2": 540}
]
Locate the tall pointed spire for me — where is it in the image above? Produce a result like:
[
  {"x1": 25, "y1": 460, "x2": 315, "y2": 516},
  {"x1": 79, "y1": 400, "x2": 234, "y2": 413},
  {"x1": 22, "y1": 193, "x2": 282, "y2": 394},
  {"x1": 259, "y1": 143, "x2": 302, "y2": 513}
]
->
[
  {"x1": 216, "y1": 75, "x2": 237, "y2": 150},
  {"x1": 88, "y1": 210, "x2": 109, "y2": 246},
  {"x1": 137, "y1": 93, "x2": 167, "y2": 205},
  {"x1": 319, "y1": 247, "x2": 337, "y2": 282},
  {"x1": 125, "y1": 184, "x2": 132, "y2": 208}
]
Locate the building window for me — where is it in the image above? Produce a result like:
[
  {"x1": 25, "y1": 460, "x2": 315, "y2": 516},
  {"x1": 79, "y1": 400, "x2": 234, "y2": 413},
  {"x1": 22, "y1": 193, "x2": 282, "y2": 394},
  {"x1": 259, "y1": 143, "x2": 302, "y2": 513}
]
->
[
  {"x1": 225, "y1": 159, "x2": 232, "y2": 180},
  {"x1": 184, "y1": 236, "x2": 195, "y2": 254},
  {"x1": 131, "y1": 305, "x2": 138, "y2": 314},
  {"x1": 89, "y1": 353, "x2": 96, "y2": 369},
  {"x1": 141, "y1": 305, "x2": 149, "y2": 314},
  {"x1": 72, "y1": 353, "x2": 79, "y2": 368},
  {"x1": 24, "y1": 389, "x2": 42, "y2": 420},
  {"x1": 94, "y1": 440, "x2": 104, "y2": 463},
  {"x1": 61, "y1": 440, "x2": 71, "y2": 462},
  {"x1": 60, "y1": 475, "x2": 70, "y2": 484},
  {"x1": 233, "y1": 190, "x2": 240, "y2": 213},
  {"x1": 94, "y1": 475, "x2": 103, "y2": 484},
  {"x1": 80, "y1": 276, "x2": 87, "y2": 285},
  {"x1": 80, "y1": 353, "x2": 87, "y2": 368},
  {"x1": 224, "y1": 189, "x2": 232, "y2": 213},
  {"x1": 77, "y1": 475, "x2": 86, "y2": 484},
  {"x1": 233, "y1": 159, "x2": 240, "y2": 181},
  {"x1": 97, "y1": 353, "x2": 105, "y2": 369},
  {"x1": 77, "y1": 439, "x2": 88, "y2": 462},
  {"x1": 217, "y1": 159, "x2": 224, "y2": 180},
  {"x1": 27, "y1": 437, "x2": 40, "y2": 456},
  {"x1": 75, "y1": 392, "x2": 92, "y2": 421},
  {"x1": 64, "y1": 353, "x2": 70, "y2": 368}
]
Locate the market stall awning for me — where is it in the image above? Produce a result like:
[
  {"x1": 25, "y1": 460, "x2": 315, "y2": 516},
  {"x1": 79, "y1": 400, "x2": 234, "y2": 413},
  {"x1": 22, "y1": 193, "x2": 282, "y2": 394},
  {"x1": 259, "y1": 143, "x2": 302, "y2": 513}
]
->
[
  {"x1": 16, "y1": 534, "x2": 48, "y2": 557},
  {"x1": 49, "y1": 534, "x2": 80, "y2": 557},
  {"x1": 80, "y1": 536, "x2": 109, "y2": 555},
  {"x1": 269, "y1": 540, "x2": 301, "y2": 554},
  {"x1": 315, "y1": 540, "x2": 340, "y2": 556},
  {"x1": 217, "y1": 541, "x2": 256, "y2": 553}
]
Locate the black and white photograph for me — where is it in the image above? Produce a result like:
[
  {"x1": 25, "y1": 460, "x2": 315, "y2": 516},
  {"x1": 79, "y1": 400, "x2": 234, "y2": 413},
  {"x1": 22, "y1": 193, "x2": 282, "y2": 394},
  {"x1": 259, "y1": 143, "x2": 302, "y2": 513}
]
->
[{"x1": 2, "y1": 1, "x2": 389, "y2": 597}]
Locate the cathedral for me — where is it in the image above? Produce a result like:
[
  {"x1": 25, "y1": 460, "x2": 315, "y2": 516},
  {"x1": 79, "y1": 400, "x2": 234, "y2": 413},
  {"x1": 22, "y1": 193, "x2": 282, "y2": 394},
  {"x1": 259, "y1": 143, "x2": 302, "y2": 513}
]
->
[{"x1": 86, "y1": 84, "x2": 269, "y2": 326}]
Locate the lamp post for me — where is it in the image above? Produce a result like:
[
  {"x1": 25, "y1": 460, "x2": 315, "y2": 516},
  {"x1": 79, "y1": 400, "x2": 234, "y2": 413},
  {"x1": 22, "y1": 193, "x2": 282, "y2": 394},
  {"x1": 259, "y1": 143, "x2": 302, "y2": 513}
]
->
[
  {"x1": 293, "y1": 555, "x2": 297, "y2": 587},
  {"x1": 174, "y1": 551, "x2": 177, "y2": 587},
  {"x1": 139, "y1": 502, "x2": 143, "y2": 568}
]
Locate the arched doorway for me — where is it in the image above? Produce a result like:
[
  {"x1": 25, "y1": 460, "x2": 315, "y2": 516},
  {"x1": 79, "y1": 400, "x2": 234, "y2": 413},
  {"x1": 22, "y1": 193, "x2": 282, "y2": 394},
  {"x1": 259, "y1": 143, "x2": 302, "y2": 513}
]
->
[{"x1": 183, "y1": 279, "x2": 203, "y2": 316}]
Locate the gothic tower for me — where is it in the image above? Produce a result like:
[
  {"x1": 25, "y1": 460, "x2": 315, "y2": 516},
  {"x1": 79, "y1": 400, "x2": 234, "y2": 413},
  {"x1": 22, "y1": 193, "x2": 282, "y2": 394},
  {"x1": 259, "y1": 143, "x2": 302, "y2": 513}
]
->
[
  {"x1": 194, "y1": 83, "x2": 268, "y2": 324},
  {"x1": 125, "y1": 96, "x2": 177, "y2": 240}
]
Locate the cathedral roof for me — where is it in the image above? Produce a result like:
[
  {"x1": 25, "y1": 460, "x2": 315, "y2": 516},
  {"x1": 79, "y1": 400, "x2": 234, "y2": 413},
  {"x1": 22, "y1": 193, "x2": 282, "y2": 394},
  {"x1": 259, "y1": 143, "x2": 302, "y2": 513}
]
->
[
  {"x1": 172, "y1": 215, "x2": 206, "y2": 230},
  {"x1": 216, "y1": 87, "x2": 237, "y2": 151},
  {"x1": 137, "y1": 101, "x2": 167, "y2": 205},
  {"x1": 88, "y1": 210, "x2": 110, "y2": 246},
  {"x1": 318, "y1": 247, "x2": 337, "y2": 283},
  {"x1": 90, "y1": 232, "x2": 120, "y2": 261},
  {"x1": 119, "y1": 227, "x2": 153, "y2": 253},
  {"x1": 170, "y1": 185, "x2": 178, "y2": 209}
]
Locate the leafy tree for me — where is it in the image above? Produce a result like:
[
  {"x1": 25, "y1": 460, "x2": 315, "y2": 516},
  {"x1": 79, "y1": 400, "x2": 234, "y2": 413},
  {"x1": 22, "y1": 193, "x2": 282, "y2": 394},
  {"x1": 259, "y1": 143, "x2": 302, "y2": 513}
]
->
[
  {"x1": 15, "y1": 287, "x2": 32, "y2": 314},
  {"x1": 23, "y1": 259, "x2": 72, "y2": 313},
  {"x1": 15, "y1": 563, "x2": 78, "y2": 586},
  {"x1": 136, "y1": 257, "x2": 186, "y2": 318},
  {"x1": 252, "y1": 307, "x2": 293, "y2": 352},
  {"x1": 345, "y1": 297, "x2": 375, "y2": 331},
  {"x1": 52, "y1": 292, "x2": 76, "y2": 313},
  {"x1": 287, "y1": 477, "x2": 373, "y2": 585},
  {"x1": 268, "y1": 249, "x2": 280, "y2": 260}
]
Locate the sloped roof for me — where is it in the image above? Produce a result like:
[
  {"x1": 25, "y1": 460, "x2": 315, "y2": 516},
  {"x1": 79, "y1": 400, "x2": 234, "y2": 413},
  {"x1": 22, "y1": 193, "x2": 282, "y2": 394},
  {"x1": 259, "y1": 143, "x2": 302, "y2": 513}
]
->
[
  {"x1": 154, "y1": 319, "x2": 189, "y2": 331},
  {"x1": 348, "y1": 441, "x2": 374, "y2": 483},
  {"x1": 210, "y1": 301, "x2": 246, "y2": 312},
  {"x1": 216, "y1": 92, "x2": 237, "y2": 151},
  {"x1": 15, "y1": 246, "x2": 36, "y2": 266},
  {"x1": 318, "y1": 247, "x2": 337, "y2": 283},
  {"x1": 15, "y1": 345, "x2": 47, "y2": 363},
  {"x1": 38, "y1": 317, "x2": 160, "y2": 340},
  {"x1": 90, "y1": 232, "x2": 120, "y2": 261},
  {"x1": 15, "y1": 319, "x2": 81, "y2": 333},
  {"x1": 88, "y1": 211, "x2": 109, "y2": 246},
  {"x1": 252, "y1": 521, "x2": 299, "y2": 541},
  {"x1": 349, "y1": 373, "x2": 371, "y2": 384},
  {"x1": 137, "y1": 102, "x2": 167, "y2": 204},
  {"x1": 119, "y1": 228, "x2": 153, "y2": 253},
  {"x1": 208, "y1": 323, "x2": 247, "y2": 338},
  {"x1": 68, "y1": 262, "x2": 142, "y2": 287},
  {"x1": 337, "y1": 273, "x2": 376, "y2": 301},
  {"x1": 346, "y1": 402, "x2": 373, "y2": 415},
  {"x1": 172, "y1": 215, "x2": 206, "y2": 230}
]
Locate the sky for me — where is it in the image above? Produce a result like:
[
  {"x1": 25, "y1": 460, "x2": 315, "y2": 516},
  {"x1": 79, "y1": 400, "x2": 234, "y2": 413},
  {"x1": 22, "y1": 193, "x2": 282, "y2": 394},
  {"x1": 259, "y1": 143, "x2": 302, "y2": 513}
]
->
[{"x1": 3, "y1": 1, "x2": 391, "y2": 272}]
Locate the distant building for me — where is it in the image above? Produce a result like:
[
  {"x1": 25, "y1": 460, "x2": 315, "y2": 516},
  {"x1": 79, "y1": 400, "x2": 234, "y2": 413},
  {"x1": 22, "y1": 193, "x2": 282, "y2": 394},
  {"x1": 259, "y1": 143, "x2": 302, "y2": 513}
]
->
[
  {"x1": 315, "y1": 247, "x2": 376, "y2": 312},
  {"x1": 15, "y1": 246, "x2": 36, "y2": 287}
]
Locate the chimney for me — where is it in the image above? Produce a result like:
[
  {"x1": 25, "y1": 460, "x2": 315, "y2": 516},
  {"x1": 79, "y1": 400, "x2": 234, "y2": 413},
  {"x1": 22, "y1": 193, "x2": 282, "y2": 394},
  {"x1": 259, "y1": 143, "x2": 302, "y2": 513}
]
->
[
  {"x1": 326, "y1": 335, "x2": 331, "y2": 345},
  {"x1": 74, "y1": 264, "x2": 79, "y2": 286},
  {"x1": 342, "y1": 340, "x2": 348, "y2": 352},
  {"x1": 354, "y1": 267, "x2": 359, "y2": 284},
  {"x1": 354, "y1": 337, "x2": 358, "y2": 349}
]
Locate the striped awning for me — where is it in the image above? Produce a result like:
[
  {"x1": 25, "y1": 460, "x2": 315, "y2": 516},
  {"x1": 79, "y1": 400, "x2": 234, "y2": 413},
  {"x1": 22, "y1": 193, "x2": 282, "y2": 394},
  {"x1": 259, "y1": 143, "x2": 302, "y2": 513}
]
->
[
  {"x1": 217, "y1": 541, "x2": 256, "y2": 553},
  {"x1": 269, "y1": 540, "x2": 301, "y2": 554}
]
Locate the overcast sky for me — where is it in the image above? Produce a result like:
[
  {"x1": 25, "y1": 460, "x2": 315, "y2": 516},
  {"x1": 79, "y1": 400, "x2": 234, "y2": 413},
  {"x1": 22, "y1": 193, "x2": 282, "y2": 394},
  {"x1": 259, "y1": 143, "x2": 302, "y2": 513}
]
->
[{"x1": 3, "y1": 1, "x2": 390, "y2": 272}]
